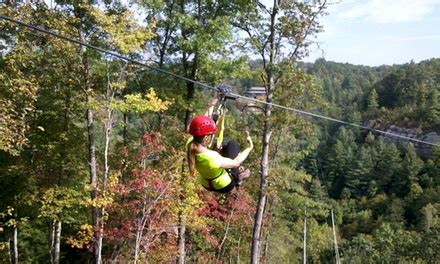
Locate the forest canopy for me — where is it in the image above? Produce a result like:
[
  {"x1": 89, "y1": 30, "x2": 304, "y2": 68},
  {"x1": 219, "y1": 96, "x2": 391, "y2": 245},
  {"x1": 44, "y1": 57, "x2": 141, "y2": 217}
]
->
[{"x1": 1, "y1": 1, "x2": 439, "y2": 263}]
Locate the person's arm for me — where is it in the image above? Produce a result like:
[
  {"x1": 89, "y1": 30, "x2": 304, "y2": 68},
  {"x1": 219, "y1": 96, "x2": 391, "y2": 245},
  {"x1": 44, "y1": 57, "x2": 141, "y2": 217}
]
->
[
  {"x1": 204, "y1": 93, "x2": 219, "y2": 116},
  {"x1": 218, "y1": 131, "x2": 253, "y2": 169}
]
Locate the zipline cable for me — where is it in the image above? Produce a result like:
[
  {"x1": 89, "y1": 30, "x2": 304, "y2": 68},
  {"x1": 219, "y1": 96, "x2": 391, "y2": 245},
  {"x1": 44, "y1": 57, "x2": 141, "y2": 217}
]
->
[
  {"x1": 1, "y1": 15, "x2": 439, "y2": 148},
  {"x1": 0, "y1": 15, "x2": 217, "y2": 93},
  {"x1": 230, "y1": 93, "x2": 440, "y2": 147}
]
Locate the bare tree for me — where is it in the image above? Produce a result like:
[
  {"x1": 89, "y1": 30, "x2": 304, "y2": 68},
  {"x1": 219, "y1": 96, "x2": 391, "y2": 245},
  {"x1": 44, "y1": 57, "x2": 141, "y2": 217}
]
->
[{"x1": 234, "y1": 1, "x2": 328, "y2": 262}]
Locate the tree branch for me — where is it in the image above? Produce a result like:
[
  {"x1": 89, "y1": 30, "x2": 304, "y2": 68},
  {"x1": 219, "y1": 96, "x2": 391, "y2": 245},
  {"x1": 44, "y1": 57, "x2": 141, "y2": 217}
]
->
[{"x1": 290, "y1": 0, "x2": 327, "y2": 60}]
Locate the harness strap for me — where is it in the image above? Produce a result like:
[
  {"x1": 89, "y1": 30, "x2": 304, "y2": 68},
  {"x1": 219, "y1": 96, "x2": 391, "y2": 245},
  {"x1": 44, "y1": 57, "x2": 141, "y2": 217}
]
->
[
  {"x1": 216, "y1": 110, "x2": 226, "y2": 150},
  {"x1": 204, "y1": 170, "x2": 227, "y2": 191},
  {"x1": 207, "y1": 180, "x2": 215, "y2": 191}
]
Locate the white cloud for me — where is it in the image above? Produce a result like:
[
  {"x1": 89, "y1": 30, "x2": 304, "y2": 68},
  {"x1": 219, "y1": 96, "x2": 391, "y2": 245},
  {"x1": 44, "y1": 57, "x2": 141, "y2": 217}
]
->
[{"x1": 336, "y1": 0, "x2": 440, "y2": 23}]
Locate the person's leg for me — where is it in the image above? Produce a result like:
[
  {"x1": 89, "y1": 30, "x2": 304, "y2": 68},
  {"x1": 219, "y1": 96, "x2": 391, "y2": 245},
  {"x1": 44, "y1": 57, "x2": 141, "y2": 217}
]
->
[
  {"x1": 219, "y1": 140, "x2": 251, "y2": 186},
  {"x1": 220, "y1": 140, "x2": 240, "y2": 180},
  {"x1": 220, "y1": 140, "x2": 240, "y2": 158}
]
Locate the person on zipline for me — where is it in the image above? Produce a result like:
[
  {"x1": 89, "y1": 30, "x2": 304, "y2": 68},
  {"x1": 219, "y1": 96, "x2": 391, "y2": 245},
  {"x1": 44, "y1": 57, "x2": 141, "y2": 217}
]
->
[{"x1": 187, "y1": 95, "x2": 253, "y2": 193}]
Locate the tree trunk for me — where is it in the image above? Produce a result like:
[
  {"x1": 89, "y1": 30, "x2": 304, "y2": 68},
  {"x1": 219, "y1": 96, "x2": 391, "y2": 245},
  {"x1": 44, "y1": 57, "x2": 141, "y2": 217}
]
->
[
  {"x1": 7, "y1": 239, "x2": 12, "y2": 264},
  {"x1": 157, "y1": 2, "x2": 175, "y2": 69},
  {"x1": 87, "y1": 89, "x2": 101, "y2": 264},
  {"x1": 251, "y1": 117, "x2": 271, "y2": 263},
  {"x1": 121, "y1": 112, "x2": 129, "y2": 179},
  {"x1": 77, "y1": 19, "x2": 100, "y2": 263},
  {"x1": 177, "y1": 214, "x2": 186, "y2": 264},
  {"x1": 134, "y1": 232, "x2": 140, "y2": 263},
  {"x1": 50, "y1": 85, "x2": 70, "y2": 264},
  {"x1": 178, "y1": 1, "x2": 200, "y2": 262},
  {"x1": 177, "y1": 159, "x2": 187, "y2": 264},
  {"x1": 133, "y1": 210, "x2": 146, "y2": 264},
  {"x1": 251, "y1": 2, "x2": 278, "y2": 262},
  {"x1": 133, "y1": 201, "x2": 148, "y2": 264},
  {"x1": 182, "y1": 57, "x2": 196, "y2": 129},
  {"x1": 251, "y1": 88, "x2": 273, "y2": 263},
  {"x1": 331, "y1": 210, "x2": 341, "y2": 264},
  {"x1": 95, "y1": 66, "x2": 114, "y2": 264},
  {"x1": 12, "y1": 225, "x2": 18, "y2": 264},
  {"x1": 216, "y1": 208, "x2": 235, "y2": 263},
  {"x1": 133, "y1": 169, "x2": 149, "y2": 263},
  {"x1": 303, "y1": 208, "x2": 307, "y2": 264},
  {"x1": 50, "y1": 220, "x2": 61, "y2": 264},
  {"x1": 251, "y1": 55, "x2": 275, "y2": 264},
  {"x1": 50, "y1": 219, "x2": 55, "y2": 262}
]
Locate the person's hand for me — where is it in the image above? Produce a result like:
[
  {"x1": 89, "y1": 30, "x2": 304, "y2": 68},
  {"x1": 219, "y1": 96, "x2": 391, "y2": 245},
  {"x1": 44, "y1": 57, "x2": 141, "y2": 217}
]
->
[
  {"x1": 214, "y1": 90, "x2": 221, "y2": 99},
  {"x1": 208, "y1": 93, "x2": 219, "y2": 106},
  {"x1": 246, "y1": 131, "x2": 253, "y2": 150},
  {"x1": 205, "y1": 93, "x2": 220, "y2": 116}
]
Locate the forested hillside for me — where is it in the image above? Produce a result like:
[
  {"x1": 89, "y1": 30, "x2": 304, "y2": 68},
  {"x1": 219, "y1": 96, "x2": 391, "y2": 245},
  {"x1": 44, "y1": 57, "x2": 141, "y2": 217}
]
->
[
  {"x1": 307, "y1": 59, "x2": 440, "y2": 132},
  {"x1": 299, "y1": 59, "x2": 440, "y2": 262},
  {"x1": 1, "y1": 1, "x2": 439, "y2": 263}
]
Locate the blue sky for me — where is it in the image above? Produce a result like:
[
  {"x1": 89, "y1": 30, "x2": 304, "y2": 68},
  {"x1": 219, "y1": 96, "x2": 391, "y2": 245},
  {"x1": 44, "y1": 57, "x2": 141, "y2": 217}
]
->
[{"x1": 304, "y1": 0, "x2": 440, "y2": 66}]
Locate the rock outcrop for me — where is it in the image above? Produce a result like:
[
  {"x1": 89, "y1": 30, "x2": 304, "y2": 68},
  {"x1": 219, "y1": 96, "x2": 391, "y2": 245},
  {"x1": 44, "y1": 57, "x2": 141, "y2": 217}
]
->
[{"x1": 380, "y1": 125, "x2": 439, "y2": 157}]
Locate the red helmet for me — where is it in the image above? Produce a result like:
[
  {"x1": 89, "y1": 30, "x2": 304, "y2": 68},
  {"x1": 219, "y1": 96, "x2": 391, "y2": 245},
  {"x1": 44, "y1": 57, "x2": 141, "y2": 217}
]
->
[{"x1": 188, "y1": 115, "x2": 217, "y2": 137}]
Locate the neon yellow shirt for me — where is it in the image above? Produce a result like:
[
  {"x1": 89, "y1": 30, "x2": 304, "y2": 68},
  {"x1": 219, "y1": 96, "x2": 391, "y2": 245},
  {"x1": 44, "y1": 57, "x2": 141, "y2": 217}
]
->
[{"x1": 195, "y1": 150, "x2": 231, "y2": 190}]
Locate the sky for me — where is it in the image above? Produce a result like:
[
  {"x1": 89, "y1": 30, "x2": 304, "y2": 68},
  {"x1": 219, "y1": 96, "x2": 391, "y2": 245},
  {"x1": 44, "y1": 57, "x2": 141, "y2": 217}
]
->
[{"x1": 303, "y1": 0, "x2": 440, "y2": 66}]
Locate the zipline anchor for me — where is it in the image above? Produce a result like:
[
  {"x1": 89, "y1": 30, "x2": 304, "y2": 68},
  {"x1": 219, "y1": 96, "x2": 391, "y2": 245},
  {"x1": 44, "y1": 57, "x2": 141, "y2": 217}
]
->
[
  {"x1": 212, "y1": 83, "x2": 236, "y2": 123},
  {"x1": 216, "y1": 83, "x2": 236, "y2": 101}
]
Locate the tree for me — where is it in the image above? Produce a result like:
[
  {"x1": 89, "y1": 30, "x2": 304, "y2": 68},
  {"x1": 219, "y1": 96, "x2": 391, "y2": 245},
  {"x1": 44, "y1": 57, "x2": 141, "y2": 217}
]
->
[
  {"x1": 101, "y1": 132, "x2": 181, "y2": 263},
  {"x1": 4, "y1": 2, "x2": 157, "y2": 262},
  {"x1": 233, "y1": 1, "x2": 328, "y2": 262},
  {"x1": 0, "y1": 5, "x2": 40, "y2": 156},
  {"x1": 326, "y1": 127, "x2": 357, "y2": 198},
  {"x1": 346, "y1": 145, "x2": 374, "y2": 197},
  {"x1": 426, "y1": 147, "x2": 440, "y2": 186},
  {"x1": 391, "y1": 144, "x2": 423, "y2": 196},
  {"x1": 63, "y1": 3, "x2": 154, "y2": 262},
  {"x1": 137, "y1": 1, "x2": 252, "y2": 262},
  {"x1": 372, "y1": 140, "x2": 401, "y2": 193},
  {"x1": 1, "y1": 4, "x2": 92, "y2": 262},
  {"x1": 366, "y1": 88, "x2": 379, "y2": 115},
  {"x1": 426, "y1": 89, "x2": 440, "y2": 128}
]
